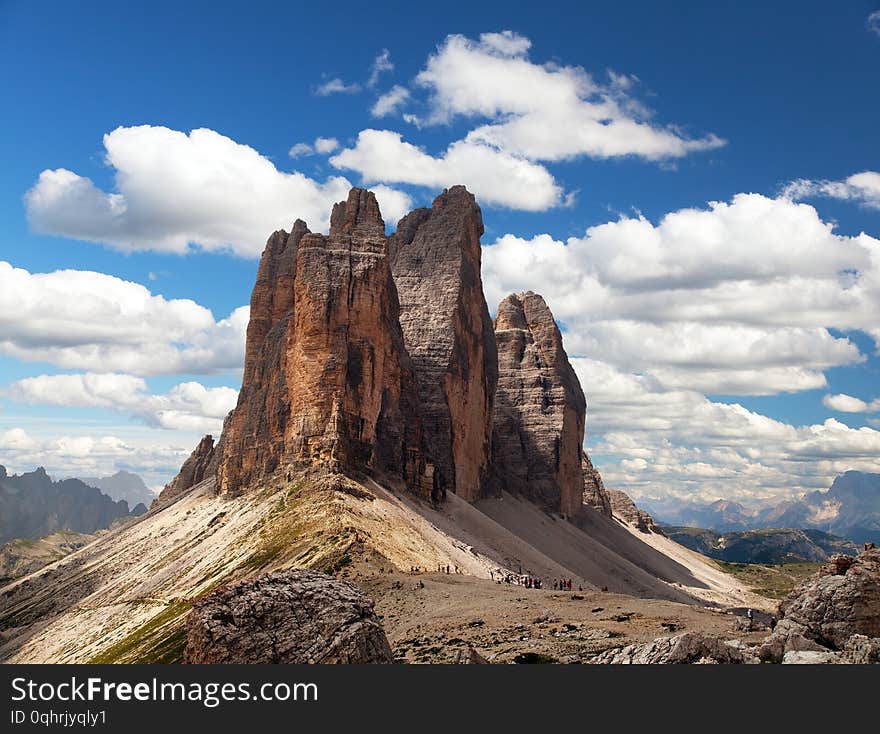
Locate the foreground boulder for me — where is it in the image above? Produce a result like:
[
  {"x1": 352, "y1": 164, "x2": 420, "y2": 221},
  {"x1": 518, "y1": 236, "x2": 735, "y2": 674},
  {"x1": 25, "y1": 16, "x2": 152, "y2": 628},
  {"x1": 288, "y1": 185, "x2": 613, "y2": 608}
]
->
[
  {"x1": 390, "y1": 186, "x2": 498, "y2": 502},
  {"x1": 185, "y1": 570, "x2": 394, "y2": 664},
  {"x1": 591, "y1": 632, "x2": 758, "y2": 664},
  {"x1": 759, "y1": 547, "x2": 880, "y2": 662}
]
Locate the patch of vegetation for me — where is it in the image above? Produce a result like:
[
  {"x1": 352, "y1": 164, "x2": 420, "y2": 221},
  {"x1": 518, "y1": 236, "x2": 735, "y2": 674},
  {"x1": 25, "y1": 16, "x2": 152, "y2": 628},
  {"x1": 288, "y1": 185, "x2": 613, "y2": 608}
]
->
[
  {"x1": 514, "y1": 652, "x2": 558, "y2": 664},
  {"x1": 239, "y1": 478, "x2": 360, "y2": 577},
  {"x1": 715, "y1": 560, "x2": 820, "y2": 599},
  {"x1": 87, "y1": 600, "x2": 192, "y2": 664}
]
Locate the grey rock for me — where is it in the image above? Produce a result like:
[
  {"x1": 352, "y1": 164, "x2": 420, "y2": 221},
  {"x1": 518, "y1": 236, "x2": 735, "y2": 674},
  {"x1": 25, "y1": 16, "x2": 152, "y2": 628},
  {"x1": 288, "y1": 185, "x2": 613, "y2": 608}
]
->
[
  {"x1": 185, "y1": 570, "x2": 394, "y2": 664},
  {"x1": 155, "y1": 434, "x2": 216, "y2": 506},
  {"x1": 591, "y1": 632, "x2": 759, "y2": 664},
  {"x1": 492, "y1": 291, "x2": 588, "y2": 517},
  {"x1": 841, "y1": 635, "x2": 880, "y2": 664},
  {"x1": 453, "y1": 646, "x2": 489, "y2": 664},
  {"x1": 782, "y1": 650, "x2": 840, "y2": 664},
  {"x1": 609, "y1": 489, "x2": 662, "y2": 534},
  {"x1": 390, "y1": 186, "x2": 498, "y2": 503},
  {"x1": 777, "y1": 548, "x2": 880, "y2": 649},
  {"x1": 582, "y1": 454, "x2": 612, "y2": 517}
]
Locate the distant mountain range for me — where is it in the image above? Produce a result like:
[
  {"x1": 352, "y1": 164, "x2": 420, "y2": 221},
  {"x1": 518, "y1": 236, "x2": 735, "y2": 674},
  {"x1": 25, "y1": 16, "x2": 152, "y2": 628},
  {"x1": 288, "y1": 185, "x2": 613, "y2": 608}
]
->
[
  {"x1": 663, "y1": 527, "x2": 858, "y2": 564},
  {"x1": 0, "y1": 466, "x2": 146, "y2": 544},
  {"x1": 0, "y1": 530, "x2": 95, "y2": 582},
  {"x1": 641, "y1": 471, "x2": 880, "y2": 544},
  {"x1": 76, "y1": 470, "x2": 156, "y2": 509}
]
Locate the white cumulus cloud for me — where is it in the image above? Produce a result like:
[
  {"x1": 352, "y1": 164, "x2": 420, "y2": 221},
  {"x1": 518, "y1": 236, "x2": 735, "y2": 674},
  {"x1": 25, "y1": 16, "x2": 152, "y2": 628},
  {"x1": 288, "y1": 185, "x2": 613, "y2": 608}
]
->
[
  {"x1": 783, "y1": 171, "x2": 880, "y2": 210},
  {"x1": 413, "y1": 32, "x2": 725, "y2": 161},
  {"x1": 315, "y1": 78, "x2": 360, "y2": 96},
  {"x1": 371, "y1": 85, "x2": 411, "y2": 118},
  {"x1": 823, "y1": 393, "x2": 880, "y2": 413},
  {"x1": 331, "y1": 129, "x2": 564, "y2": 210},
  {"x1": 0, "y1": 426, "x2": 196, "y2": 490},
  {"x1": 482, "y1": 192, "x2": 880, "y2": 396},
  {"x1": 0, "y1": 261, "x2": 248, "y2": 375},
  {"x1": 573, "y1": 358, "x2": 880, "y2": 505},
  {"x1": 6, "y1": 373, "x2": 238, "y2": 433},
  {"x1": 26, "y1": 125, "x2": 410, "y2": 257},
  {"x1": 368, "y1": 49, "x2": 394, "y2": 87}
]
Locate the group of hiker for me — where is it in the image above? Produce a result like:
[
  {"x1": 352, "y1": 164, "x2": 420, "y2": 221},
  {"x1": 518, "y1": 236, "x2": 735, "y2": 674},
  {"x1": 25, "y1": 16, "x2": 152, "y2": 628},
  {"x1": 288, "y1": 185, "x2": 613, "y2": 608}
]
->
[
  {"x1": 408, "y1": 564, "x2": 462, "y2": 575},
  {"x1": 406, "y1": 564, "x2": 585, "y2": 592}
]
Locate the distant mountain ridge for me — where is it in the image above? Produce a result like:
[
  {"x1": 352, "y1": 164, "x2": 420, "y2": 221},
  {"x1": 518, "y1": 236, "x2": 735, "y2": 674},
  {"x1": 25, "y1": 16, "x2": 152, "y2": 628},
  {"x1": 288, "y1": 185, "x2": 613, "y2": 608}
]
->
[
  {"x1": 663, "y1": 526, "x2": 859, "y2": 564},
  {"x1": 642, "y1": 471, "x2": 880, "y2": 544},
  {"x1": 77, "y1": 470, "x2": 155, "y2": 509},
  {"x1": 0, "y1": 466, "x2": 143, "y2": 544}
]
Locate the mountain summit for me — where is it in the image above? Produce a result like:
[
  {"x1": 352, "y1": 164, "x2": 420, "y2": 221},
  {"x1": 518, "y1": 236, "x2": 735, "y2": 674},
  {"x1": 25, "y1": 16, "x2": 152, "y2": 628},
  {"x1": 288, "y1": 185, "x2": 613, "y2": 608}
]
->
[{"x1": 174, "y1": 186, "x2": 608, "y2": 515}]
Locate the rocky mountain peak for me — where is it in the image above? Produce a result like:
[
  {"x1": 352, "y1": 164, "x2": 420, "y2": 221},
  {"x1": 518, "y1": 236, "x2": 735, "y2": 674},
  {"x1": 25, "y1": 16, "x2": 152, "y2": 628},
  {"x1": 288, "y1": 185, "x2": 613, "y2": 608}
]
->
[
  {"x1": 215, "y1": 187, "x2": 427, "y2": 496},
  {"x1": 329, "y1": 187, "x2": 385, "y2": 243},
  {"x1": 155, "y1": 434, "x2": 217, "y2": 506},
  {"x1": 389, "y1": 185, "x2": 497, "y2": 502},
  {"x1": 492, "y1": 291, "x2": 589, "y2": 517},
  {"x1": 176, "y1": 186, "x2": 605, "y2": 517}
]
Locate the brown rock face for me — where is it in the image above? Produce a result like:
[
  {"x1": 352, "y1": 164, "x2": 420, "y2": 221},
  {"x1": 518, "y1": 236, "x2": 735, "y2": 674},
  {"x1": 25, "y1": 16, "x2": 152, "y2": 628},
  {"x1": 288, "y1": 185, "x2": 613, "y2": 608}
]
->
[
  {"x1": 216, "y1": 188, "x2": 426, "y2": 495},
  {"x1": 155, "y1": 434, "x2": 217, "y2": 506},
  {"x1": 184, "y1": 570, "x2": 394, "y2": 664},
  {"x1": 609, "y1": 489, "x2": 662, "y2": 534},
  {"x1": 582, "y1": 454, "x2": 612, "y2": 517},
  {"x1": 492, "y1": 291, "x2": 586, "y2": 517},
  {"x1": 390, "y1": 186, "x2": 498, "y2": 502}
]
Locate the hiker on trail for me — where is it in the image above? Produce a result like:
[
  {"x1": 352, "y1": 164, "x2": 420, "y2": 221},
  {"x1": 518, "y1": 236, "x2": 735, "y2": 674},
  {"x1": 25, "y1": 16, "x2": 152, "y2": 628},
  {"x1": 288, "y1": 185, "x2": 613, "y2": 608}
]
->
[{"x1": 747, "y1": 608, "x2": 754, "y2": 629}]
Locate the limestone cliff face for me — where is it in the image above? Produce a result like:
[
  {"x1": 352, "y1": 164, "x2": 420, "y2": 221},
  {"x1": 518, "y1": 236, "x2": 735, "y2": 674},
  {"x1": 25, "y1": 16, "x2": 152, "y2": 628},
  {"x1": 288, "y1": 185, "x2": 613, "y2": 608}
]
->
[
  {"x1": 582, "y1": 454, "x2": 612, "y2": 518},
  {"x1": 492, "y1": 292, "x2": 586, "y2": 517},
  {"x1": 389, "y1": 186, "x2": 498, "y2": 502},
  {"x1": 155, "y1": 434, "x2": 217, "y2": 506},
  {"x1": 216, "y1": 189, "x2": 426, "y2": 495},
  {"x1": 609, "y1": 490, "x2": 662, "y2": 534},
  {"x1": 213, "y1": 221, "x2": 307, "y2": 494}
]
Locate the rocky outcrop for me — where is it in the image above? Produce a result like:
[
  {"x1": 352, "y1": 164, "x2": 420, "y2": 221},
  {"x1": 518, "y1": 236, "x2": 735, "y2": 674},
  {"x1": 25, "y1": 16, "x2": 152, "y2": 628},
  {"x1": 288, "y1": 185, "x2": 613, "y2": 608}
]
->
[
  {"x1": 492, "y1": 292, "x2": 586, "y2": 517},
  {"x1": 774, "y1": 549, "x2": 879, "y2": 648},
  {"x1": 184, "y1": 570, "x2": 393, "y2": 663},
  {"x1": 155, "y1": 435, "x2": 217, "y2": 506},
  {"x1": 759, "y1": 547, "x2": 880, "y2": 661},
  {"x1": 582, "y1": 455, "x2": 612, "y2": 517},
  {"x1": 453, "y1": 646, "x2": 490, "y2": 664},
  {"x1": 609, "y1": 489, "x2": 662, "y2": 534},
  {"x1": 591, "y1": 632, "x2": 758, "y2": 664},
  {"x1": 215, "y1": 189, "x2": 427, "y2": 496},
  {"x1": 390, "y1": 186, "x2": 497, "y2": 502}
]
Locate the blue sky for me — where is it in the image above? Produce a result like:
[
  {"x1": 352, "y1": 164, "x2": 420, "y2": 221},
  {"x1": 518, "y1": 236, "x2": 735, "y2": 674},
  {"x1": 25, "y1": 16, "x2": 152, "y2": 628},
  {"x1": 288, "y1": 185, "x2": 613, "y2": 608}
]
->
[{"x1": 1, "y1": 0, "x2": 878, "y2": 502}]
